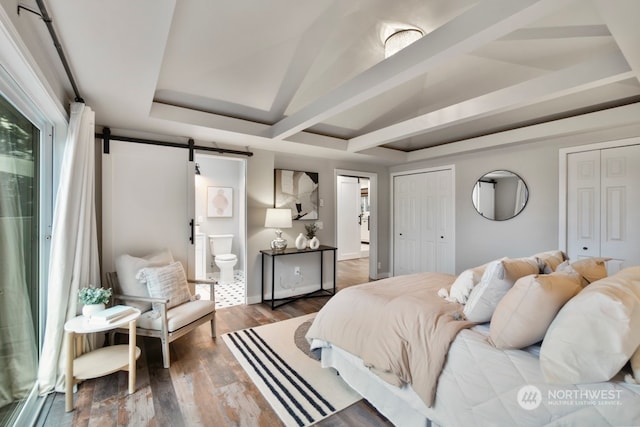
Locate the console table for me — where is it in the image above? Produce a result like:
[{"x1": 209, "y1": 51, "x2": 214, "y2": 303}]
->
[{"x1": 261, "y1": 245, "x2": 337, "y2": 309}]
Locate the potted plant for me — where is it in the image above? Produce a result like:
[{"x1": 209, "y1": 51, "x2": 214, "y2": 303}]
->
[
  {"x1": 78, "y1": 286, "x2": 112, "y2": 317},
  {"x1": 304, "y1": 223, "x2": 320, "y2": 249}
]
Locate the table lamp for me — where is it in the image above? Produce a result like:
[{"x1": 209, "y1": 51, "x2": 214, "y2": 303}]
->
[{"x1": 265, "y1": 208, "x2": 292, "y2": 250}]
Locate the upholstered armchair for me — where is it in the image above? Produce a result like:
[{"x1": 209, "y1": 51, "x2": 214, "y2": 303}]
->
[{"x1": 105, "y1": 249, "x2": 216, "y2": 368}]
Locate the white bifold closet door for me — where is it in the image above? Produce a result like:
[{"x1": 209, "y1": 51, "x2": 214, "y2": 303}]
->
[
  {"x1": 567, "y1": 144, "x2": 640, "y2": 271},
  {"x1": 102, "y1": 141, "x2": 196, "y2": 287},
  {"x1": 393, "y1": 169, "x2": 454, "y2": 276}
]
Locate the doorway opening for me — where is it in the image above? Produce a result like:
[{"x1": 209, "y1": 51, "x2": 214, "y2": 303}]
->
[
  {"x1": 194, "y1": 154, "x2": 247, "y2": 309},
  {"x1": 335, "y1": 170, "x2": 378, "y2": 287}
]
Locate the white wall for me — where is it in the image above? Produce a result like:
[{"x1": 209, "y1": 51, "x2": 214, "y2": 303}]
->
[
  {"x1": 391, "y1": 122, "x2": 640, "y2": 272},
  {"x1": 244, "y1": 150, "x2": 390, "y2": 303}
]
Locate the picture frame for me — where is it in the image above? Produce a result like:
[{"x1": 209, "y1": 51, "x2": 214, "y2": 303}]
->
[
  {"x1": 207, "y1": 186, "x2": 233, "y2": 217},
  {"x1": 274, "y1": 169, "x2": 319, "y2": 220}
]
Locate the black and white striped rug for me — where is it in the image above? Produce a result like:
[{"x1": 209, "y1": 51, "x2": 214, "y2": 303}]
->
[{"x1": 222, "y1": 313, "x2": 361, "y2": 427}]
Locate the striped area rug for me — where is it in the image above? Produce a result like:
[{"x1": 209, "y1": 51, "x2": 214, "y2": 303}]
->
[{"x1": 222, "y1": 313, "x2": 361, "y2": 427}]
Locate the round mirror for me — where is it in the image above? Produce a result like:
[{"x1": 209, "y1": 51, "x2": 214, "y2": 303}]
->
[{"x1": 472, "y1": 170, "x2": 528, "y2": 221}]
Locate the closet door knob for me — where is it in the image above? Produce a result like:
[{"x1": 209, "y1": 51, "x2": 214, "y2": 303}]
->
[{"x1": 582, "y1": 246, "x2": 588, "y2": 250}]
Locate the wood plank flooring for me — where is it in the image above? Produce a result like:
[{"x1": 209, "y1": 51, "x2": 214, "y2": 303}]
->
[{"x1": 37, "y1": 258, "x2": 392, "y2": 427}]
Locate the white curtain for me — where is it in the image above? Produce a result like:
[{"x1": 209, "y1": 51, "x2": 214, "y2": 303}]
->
[{"x1": 37, "y1": 102, "x2": 100, "y2": 394}]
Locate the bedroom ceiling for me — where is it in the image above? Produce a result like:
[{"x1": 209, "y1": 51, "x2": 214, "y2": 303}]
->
[{"x1": 29, "y1": 0, "x2": 640, "y2": 165}]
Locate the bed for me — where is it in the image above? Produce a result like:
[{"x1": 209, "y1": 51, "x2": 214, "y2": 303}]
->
[{"x1": 305, "y1": 255, "x2": 640, "y2": 426}]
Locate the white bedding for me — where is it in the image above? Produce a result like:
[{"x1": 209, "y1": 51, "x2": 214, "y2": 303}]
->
[{"x1": 313, "y1": 324, "x2": 640, "y2": 426}]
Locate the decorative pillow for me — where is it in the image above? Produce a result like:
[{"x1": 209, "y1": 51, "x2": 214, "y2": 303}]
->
[
  {"x1": 114, "y1": 249, "x2": 174, "y2": 311},
  {"x1": 137, "y1": 261, "x2": 193, "y2": 312},
  {"x1": 628, "y1": 346, "x2": 640, "y2": 384},
  {"x1": 489, "y1": 272, "x2": 582, "y2": 349},
  {"x1": 448, "y1": 268, "x2": 483, "y2": 304},
  {"x1": 463, "y1": 257, "x2": 539, "y2": 323},
  {"x1": 563, "y1": 257, "x2": 610, "y2": 287},
  {"x1": 540, "y1": 266, "x2": 640, "y2": 384},
  {"x1": 533, "y1": 250, "x2": 568, "y2": 274}
]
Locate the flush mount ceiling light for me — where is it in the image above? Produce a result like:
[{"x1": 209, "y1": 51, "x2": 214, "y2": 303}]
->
[{"x1": 384, "y1": 28, "x2": 424, "y2": 59}]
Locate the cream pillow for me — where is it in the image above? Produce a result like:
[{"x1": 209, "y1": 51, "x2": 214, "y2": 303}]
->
[
  {"x1": 534, "y1": 250, "x2": 568, "y2": 274},
  {"x1": 568, "y1": 257, "x2": 610, "y2": 287},
  {"x1": 464, "y1": 257, "x2": 540, "y2": 323},
  {"x1": 540, "y1": 266, "x2": 640, "y2": 384},
  {"x1": 114, "y1": 249, "x2": 174, "y2": 311},
  {"x1": 137, "y1": 261, "x2": 192, "y2": 312},
  {"x1": 489, "y1": 272, "x2": 582, "y2": 349}
]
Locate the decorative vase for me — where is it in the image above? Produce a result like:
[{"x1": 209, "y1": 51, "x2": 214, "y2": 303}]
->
[
  {"x1": 309, "y1": 236, "x2": 320, "y2": 249},
  {"x1": 82, "y1": 303, "x2": 105, "y2": 318},
  {"x1": 295, "y1": 233, "x2": 307, "y2": 250}
]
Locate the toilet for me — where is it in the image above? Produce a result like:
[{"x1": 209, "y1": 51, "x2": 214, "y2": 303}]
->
[{"x1": 209, "y1": 234, "x2": 237, "y2": 284}]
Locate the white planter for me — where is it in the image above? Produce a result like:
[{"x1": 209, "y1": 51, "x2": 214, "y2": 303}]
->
[{"x1": 82, "y1": 303, "x2": 106, "y2": 318}]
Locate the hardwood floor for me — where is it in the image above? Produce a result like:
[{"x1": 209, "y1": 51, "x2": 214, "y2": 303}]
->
[{"x1": 37, "y1": 257, "x2": 391, "y2": 427}]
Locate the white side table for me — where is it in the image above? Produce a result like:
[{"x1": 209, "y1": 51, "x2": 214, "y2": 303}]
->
[{"x1": 64, "y1": 308, "x2": 141, "y2": 412}]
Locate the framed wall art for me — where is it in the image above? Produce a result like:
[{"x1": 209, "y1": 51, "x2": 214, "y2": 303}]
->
[
  {"x1": 274, "y1": 169, "x2": 319, "y2": 220},
  {"x1": 207, "y1": 186, "x2": 233, "y2": 217}
]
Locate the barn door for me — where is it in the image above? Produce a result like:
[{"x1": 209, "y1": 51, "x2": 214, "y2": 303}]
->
[{"x1": 102, "y1": 141, "x2": 195, "y2": 284}]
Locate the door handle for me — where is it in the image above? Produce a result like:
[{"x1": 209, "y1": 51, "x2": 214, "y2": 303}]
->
[
  {"x1": 582, "y1": 246, "x2": 588, "y2": 250},
  {"x1": 189, "y1": 219, "x2": 194, "y2": 244}
]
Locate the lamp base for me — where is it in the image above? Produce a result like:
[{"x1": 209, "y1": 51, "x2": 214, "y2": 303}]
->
[{"x1": 271, "y1": 237, "x2": 288, "y2": 250}]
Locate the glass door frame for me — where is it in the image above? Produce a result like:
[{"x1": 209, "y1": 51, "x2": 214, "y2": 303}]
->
[{"x1": 0, "y1": 66, "x2": 54, "y2": 427}]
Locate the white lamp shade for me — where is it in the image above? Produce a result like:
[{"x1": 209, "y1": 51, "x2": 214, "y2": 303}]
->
[{"x1": 265, "y1": 208, "x2": 292, "y2": 228}]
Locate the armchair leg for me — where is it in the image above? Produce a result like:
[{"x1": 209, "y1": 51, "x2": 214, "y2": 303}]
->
[
  {"x1": 210, "y1": 316, "x2": 216, "y2": 338},
  {"x1": 161, "y1": 339, "x2": 170, "y2": 368}
]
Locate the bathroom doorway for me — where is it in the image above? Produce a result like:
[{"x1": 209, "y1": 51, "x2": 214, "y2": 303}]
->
[{"x1": 194, "y1": 154, "x2": 247, "y2": 309}]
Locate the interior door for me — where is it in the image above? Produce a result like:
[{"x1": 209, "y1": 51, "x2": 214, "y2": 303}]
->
[
  {"x1": 102, "y1": 141, "x2": 195, "y2": 285},
  {"x1": 337, "y1": 175, "x2": 361, "y2": 260},
  {"x1": 394, "y1": 174, "x2": 421, "y2": 275},
  {"x1": 567, "y1": 150, "x2": 601, "y2": 260},
  {"x1": 600, "y1": 144, "x2": 640, "y2": 267}
]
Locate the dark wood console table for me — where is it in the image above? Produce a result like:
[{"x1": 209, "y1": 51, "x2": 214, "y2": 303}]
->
[{"x1": 260, "y1": 245, "x2": 337, "y2": 309}]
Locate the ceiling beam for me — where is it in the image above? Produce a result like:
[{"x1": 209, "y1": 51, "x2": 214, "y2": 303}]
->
[
  {"x1": 593, "y1": 0, "x2": 640, "y2": 85},
  {"x1": 406, "y1": 102, "x2": 640, "y2": 162},
  {"x1": 347, "y1": 51, "x2": 632, "y2": 152},
  {"x1": 268, "y1": 0, "x2": 575, "y2": 140}
]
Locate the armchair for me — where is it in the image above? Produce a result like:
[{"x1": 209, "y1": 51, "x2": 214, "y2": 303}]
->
[{"x1": 105, "y1": 267, "x2": 216, "y2": 368}]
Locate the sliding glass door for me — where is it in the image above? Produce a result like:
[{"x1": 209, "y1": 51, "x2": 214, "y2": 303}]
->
[{"x1": 0, "y1": 94, "x2": 40, "y2": 425}]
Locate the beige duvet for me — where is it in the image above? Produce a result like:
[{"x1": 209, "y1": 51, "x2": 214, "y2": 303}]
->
[{"x1": 305, "y1": 272, "x2": 474, "y2": 407}]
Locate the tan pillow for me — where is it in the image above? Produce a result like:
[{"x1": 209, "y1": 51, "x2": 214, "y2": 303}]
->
[
  {"x1": 540, "y1": 266, "x2": 640, "y2": 384},
  {"x1": 114, "y1": 249, "x2": 174, "y2": 312},
  {"x1": 534, "y1": 250, "x2": 568, "y2": 273},
  {"x1": 568, "y1": 257, "x2": 610, "y2": 287},
  {"x1": 489, "y1": 272, "x2": 582, "y2": 349},
  {"x1": 464, "y1": 257, "x2": 540, "y2": 323},
  {"x1": 137, "y1": 261, "x2": 192, "y2": 311}
]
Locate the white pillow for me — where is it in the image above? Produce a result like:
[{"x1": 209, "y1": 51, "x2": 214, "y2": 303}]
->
[
  {"x1": 448, "y1": 268, "x2": 482, "y2": 304},
  {"x1": 489, "y1": 272, "x2": 582, "y2": 349},
  {"x1": 540, "y1": 266, "x2": 640, "y2": 384},
  {"x1": 114, "y1": 249, "x2": 174, "y2": 311},
  {"x1": 464, "y1": 257, "x2": 539, "y2": 323},
  {"x1": 137, "y1": 261, "x2": 192, "y2": 312}
]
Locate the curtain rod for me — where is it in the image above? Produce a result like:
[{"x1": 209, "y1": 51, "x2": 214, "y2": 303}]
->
[
  {"x1": 97, "y1": 128, "x2": 253, "y2": 157},
  {"x1": 19, "y1": 1, "x2": 84, "y2": 103}
]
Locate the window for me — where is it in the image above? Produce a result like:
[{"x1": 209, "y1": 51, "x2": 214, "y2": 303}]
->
[{"x1": 0, "y1": 92, "x2": 42, "y2": 426}]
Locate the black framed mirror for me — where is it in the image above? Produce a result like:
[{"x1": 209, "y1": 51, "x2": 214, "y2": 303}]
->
[{"x1": 472, "y1": 170, "x2": 528, "y2": 221}]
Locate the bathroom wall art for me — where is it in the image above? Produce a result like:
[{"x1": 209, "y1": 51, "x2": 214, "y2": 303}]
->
[
  {"x1": 274, "y1": 169, "x2": 319, "y2": 220},
  {"x1": 207, "y1": 186, "x2": 233, "y2": 217}
]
